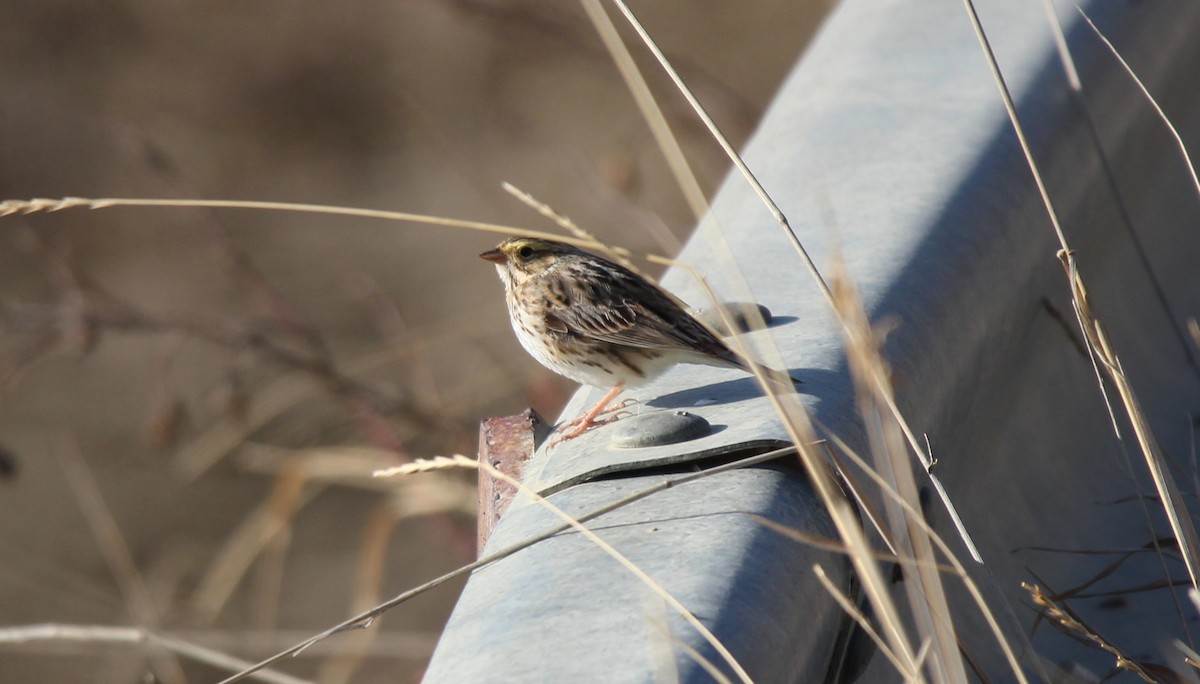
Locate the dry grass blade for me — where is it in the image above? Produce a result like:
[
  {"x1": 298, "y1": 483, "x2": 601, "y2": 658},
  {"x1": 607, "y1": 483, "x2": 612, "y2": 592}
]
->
[
  {"x1": 379, "y1": 455, "x2": 756, "y2": 683},
  {"x1": 813, "y1": 422, "x2": 1029, "y2": 682},
  {"x1": 1075, "y1": 7, "x2": 1200, "y2": 205},
  {"x1": 316, "y1": 502, "x2": 399, "y2": 684},
  {"x1": 219, "y1": 446, "x2": 802, "y2": 684},
  {"x1": 1070, "y1": 267, "x2": 1200, "y2": 594},
  {"x1": 175, "y1": 343, "x2": 445, "y2": 480},
  {"x1": 959, "y1": 0, "x2": 1200, "y2": 594},
  {"x1": 237, "y1": 445, "x2": 394, "y2": 484},
  {"x1": 1174, "y1": 639, "x2": 1200, "y2": 670},
  {"x1": 833, "y1": 266, "x2": 967, "y2": 684},
  {"x1": 754, "y1": 516, "x2": 958, "y2": 575},
  {"x1": 603, "y1": 1, "x2": 786, "y2": 233},
  {"x1": 53, "y1": 441, "x2": 187, "y2": 684},
  {"x1": 642, "y1": 590, "x2": 732, "y2": 684},
  {"x1": 812, "y1": 564, "x2": 908, "y2": 678},
  {"x1": 192, "y1": 479, "x2": 324, "y2": 624},
  {"x1": 498, "y1": 183, "x2": 687, "y2": 304},
  {"x1": 604, "y1": 0, "x2": 980, "y2": 571},
  {"x1": 374, "y1": 454, "x2": 468, "y2": 476},
  {"x1": 1041, "y1": 1, "x2": 1200, "y2": 636},
  {"x1": 579, "y1": 0, "x2": 708, "y2": 224},
  {"x1": 237, "y1": 445, "x2": 475, "y2": 515},
  {"x1": 501, "y1": 182, "x2": 640, "y2": 270},
  {"x1": 0, "y1": 623, "x2": 313, "y2": 684},
  {"x1": 0, "y1": 196, "x2": 595, "y2": 247},
  {"x1": 1023, "y1": 582, "x2": 1161, "y2": 683}
]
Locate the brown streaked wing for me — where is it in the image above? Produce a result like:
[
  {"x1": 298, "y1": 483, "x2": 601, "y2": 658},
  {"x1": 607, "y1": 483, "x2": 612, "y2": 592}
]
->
[{"x1": 543, "y1": 264, "x2": 743, "y2": 367}]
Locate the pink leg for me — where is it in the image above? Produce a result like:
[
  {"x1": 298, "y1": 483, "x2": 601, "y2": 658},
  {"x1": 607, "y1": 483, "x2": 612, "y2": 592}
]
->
[{"x1": 552, "y1": 383, "x2": 625, "y2": 444}]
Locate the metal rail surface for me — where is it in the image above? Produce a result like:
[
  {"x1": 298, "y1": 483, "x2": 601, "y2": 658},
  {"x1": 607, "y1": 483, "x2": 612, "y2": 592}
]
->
[{"x1": 425, "y1": 0, "x2": 1200, "y2": 680}]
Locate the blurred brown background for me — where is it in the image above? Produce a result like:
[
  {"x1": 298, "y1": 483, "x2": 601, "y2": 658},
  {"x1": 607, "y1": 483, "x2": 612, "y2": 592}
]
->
[{"x1": 0, "y1": 1, "x2": 828, "y2": 681}]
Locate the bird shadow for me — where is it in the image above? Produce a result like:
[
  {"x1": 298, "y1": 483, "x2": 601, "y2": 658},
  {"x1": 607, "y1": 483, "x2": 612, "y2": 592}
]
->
[{"x1": 646, "y1": 367, "x2": 835, "y2": 410}]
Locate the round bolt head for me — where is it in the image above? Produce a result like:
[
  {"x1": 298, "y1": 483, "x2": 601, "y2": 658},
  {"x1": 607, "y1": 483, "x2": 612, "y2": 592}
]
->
[{"x1": 611, "y1": 410, "x2": 710, "y2": 449}]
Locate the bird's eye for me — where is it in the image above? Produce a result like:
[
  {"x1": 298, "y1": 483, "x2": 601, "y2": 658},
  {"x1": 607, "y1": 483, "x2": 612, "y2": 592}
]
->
[{"x1": 518, "y1": 246, "x2": 535, "y2": 259}]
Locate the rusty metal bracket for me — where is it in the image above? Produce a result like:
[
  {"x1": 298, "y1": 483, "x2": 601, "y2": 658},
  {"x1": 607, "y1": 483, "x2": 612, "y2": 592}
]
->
[{"x1": 476, "y1": 409, "x2": 548, "y2": 554}]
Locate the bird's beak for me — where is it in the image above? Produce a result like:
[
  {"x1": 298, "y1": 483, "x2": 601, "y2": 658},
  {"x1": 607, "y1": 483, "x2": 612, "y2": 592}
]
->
[{"x1": 479, "y1": 248, "x2": 507, "y2": 264}]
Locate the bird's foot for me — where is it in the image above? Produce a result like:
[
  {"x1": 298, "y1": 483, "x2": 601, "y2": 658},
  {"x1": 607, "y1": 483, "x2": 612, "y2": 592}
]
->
[
  {"x1": 548, "y1": 385, "x2": 630, "y2": 446},
  {"x1": 549, "y1": 413, "x2": 621, "y2": 446}
]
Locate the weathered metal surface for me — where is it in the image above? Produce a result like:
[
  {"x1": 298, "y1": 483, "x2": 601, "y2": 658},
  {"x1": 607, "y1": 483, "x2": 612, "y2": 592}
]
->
[
  {"x1": 432, "y1": 462, "x2": 851, "y2": 683},
  {"x1": 432, "y1": 0, "x2": 1200, "y2": 680},
  {"x1": 476, "y1": 408, "x2": 547, "y2": 554}
]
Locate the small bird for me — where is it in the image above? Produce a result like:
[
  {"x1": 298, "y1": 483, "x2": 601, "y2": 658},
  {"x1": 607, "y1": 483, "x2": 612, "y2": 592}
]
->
[{"x1": 481, "y1": 237, "x2": 797, "y2": 441}]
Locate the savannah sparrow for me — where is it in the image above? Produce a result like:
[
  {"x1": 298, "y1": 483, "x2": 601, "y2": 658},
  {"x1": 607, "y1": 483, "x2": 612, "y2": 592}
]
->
[{"x1": 481, "y1": 237, "x2": 796, "y2": 441}]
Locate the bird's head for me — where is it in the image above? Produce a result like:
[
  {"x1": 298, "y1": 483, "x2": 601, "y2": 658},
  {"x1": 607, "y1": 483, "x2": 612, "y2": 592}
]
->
[{"x1": 480, "y1": 237, "x2": 575, "y2": 286}]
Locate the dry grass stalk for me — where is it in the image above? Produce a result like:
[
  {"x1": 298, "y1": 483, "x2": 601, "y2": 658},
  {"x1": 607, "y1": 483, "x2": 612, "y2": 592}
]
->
[
  {"x1": 832, "y1": 266, "x2": 967, "y2": 684},
  {"x1": 754, "y1": 516, "x2": 957, "y2": 575},
  {"x1": 959, "y1": 0, "x2": 1200, "y2": 593},
  {"x1": 813, "y1": 423, "x2": 1028, "y2": 679},
  {"x1": 0, "y1": 196, "x2": 607, "y2": 250},
  {"x1": 501, "y1": 182, "x2": 646, "y2": 273},
  {"x1": 812, "y1": 563, "x2": 909, "y2": 677},
  {"x1": 377, "y1": 454, "x2": 756, "y2": 683},
  {"x1": 196, "y1": 445, "x2": 472, "y2": 630},
  {"x1": 54, "y1": 441, "x2": 188, "y2": 684},
  {"x1": 237, "y1": 445, "x2": 399, "y2": 487},
  {"x1": 588, "y1": 5, "x2": 1006, "y2": 679},
  {"x1": 1023, "y1": 582, "x2": 1161, "y2": 683},
  {"x1": 590, "y1": 5, "x2": 982, "y2": 679},
  {"x1": 578, "y1": 0, "x2": 709, "y2": 226},
  {"x1": 219, "y1": 447, "x2": 809, "y2": 683},
  {"x1": 1075, "y1": 8, "x2": 1200, "y2": 204},
  {"x1": 0, "y1": 623, "x2": 313, "y2": 684},
  {"x1": 192, "y1": 475, "x2": 324, "y2": 624},
  {"x1": 1174, "y1": 639, "x2": 1200, "y2": 670},
  {"x1": 316, "y1": 502, "x2": 401, "y2": 684},
  {"x1": 254, "y1": 463, "x2": 308, "y2": 628},
  {"x1": 604, "y1": 0, "x2": 983, "y2": 601}
]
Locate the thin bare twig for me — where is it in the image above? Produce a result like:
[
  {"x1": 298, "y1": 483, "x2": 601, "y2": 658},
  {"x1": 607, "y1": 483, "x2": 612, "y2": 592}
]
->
[
  {"x1": 54, "y1": 441, "x2": 187, "y2": 684},
  {"x1": 0, "y1": 623, "x2": 313, "y2": 684}
]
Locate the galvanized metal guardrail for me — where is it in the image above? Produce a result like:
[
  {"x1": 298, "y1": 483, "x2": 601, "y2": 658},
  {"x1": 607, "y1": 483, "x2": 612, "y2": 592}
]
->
[{"x1": 426, "y1": 0, "x2": 1200, "y2": 680}]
